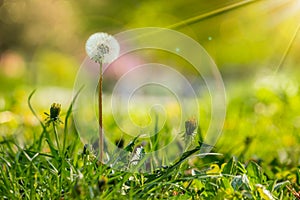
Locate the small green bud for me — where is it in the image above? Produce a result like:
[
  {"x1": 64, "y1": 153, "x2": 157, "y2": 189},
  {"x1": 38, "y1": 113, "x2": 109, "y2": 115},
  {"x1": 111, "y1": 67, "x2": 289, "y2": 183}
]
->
[
  {"x1": 185, "y1": 118, "x2": 197, "y2": 136},
  {"x1": 44, "y1": 103, "x2": 63, "y2": 126},
  {"x1": 50, "y1": 103, "x2": 61, "y2": 120}
]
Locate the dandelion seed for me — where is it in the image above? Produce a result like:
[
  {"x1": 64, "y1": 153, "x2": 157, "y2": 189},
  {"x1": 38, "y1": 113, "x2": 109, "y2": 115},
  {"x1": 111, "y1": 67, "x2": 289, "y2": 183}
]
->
[{"x1": 85, "y1": 32, "x2": 120, "y2": 64}]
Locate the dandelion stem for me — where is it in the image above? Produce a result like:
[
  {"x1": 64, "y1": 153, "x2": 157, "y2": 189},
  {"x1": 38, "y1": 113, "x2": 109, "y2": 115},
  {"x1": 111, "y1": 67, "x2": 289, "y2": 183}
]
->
[
  {"x1": 52, "y1": 121, "x2": 60, "y2": 152},
  {"x1": 99, "y1": 62, "x2": 104, "y2": 162}
]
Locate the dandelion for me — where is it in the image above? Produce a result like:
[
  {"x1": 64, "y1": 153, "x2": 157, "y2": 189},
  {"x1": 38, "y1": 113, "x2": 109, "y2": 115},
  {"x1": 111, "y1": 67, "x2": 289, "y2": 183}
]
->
[
  {"x1": 85, "y1": 32, "x2": 120, "y2": 64},
  {"x1": 44, "y1": 103, "x2": 63, "y2": 127},
  {"x1": 44, "y1": 103, "x2": 63, "y2": 151},
  {"x1": 85, "y1": 32, "x2": 120, "y2": 163},
  {"x1": 185, "y1": 118, "x2": 197, "y2": 136},
  {"x1": 184, "y1": 118, "x2": 197, "y2": 150}
]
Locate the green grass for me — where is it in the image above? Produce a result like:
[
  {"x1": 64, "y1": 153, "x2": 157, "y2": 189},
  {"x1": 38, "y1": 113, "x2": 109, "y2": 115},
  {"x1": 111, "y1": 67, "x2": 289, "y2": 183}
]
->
[{"x1": 0, "y1": 72, "x2": 300, "y2": 199}]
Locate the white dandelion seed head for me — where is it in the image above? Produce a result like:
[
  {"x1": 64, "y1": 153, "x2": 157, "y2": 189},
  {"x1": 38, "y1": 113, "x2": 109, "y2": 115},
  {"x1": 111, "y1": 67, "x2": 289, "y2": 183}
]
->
[{"x1": 85, "y1": 32, "x2": 120, "y2": 64}]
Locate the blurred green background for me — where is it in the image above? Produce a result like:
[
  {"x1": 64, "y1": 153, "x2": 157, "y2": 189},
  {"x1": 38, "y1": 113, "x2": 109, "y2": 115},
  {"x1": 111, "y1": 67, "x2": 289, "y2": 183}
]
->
[
  {"x1": 1, "y1": 0, "x2": 299, "y2": 88},
  {"x1": 1, "y1": 0, "x2": 300, "y2": 161}
]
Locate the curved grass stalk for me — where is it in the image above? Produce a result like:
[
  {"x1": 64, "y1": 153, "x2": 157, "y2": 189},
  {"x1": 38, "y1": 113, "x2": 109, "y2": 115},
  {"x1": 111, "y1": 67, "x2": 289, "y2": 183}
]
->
[
  {"x1": 28, "y1": 90, "x2": 45, "y2": 130},
  {"x1": 28, "y1": 90, "x2": 55, "y2": 152},
  {"x1": 62, "y1": 86, "x2": 84, "y2": 154}
]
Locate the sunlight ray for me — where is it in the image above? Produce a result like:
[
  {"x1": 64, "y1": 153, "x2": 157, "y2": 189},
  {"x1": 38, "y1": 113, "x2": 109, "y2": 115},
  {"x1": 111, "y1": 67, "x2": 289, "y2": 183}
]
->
[{"x1": 167, "y1": 0, "x2": 257, "y2": 30}]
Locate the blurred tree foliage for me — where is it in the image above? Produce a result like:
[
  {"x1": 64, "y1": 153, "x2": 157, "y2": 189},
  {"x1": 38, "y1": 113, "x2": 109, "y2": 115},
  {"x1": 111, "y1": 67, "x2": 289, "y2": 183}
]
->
[
  {"x1": 0, "y1": 0, "x2": 299, "y2": 77},
  {"x1": 0, "y1": 0, "x2": 79, "y2": 55}
]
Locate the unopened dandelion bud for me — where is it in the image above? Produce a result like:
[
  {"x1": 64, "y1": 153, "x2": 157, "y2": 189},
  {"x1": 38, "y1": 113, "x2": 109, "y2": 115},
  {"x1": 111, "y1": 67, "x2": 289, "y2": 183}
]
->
[
  {"x1": 185, "y1": 118, "x2": 197, "y2": 136},
  {"x1": 98, "y1": 176, "x2": 108, "y2": 191},
  {"x1": 50, "y1": 103, "x2": 61, "y2": 120}
]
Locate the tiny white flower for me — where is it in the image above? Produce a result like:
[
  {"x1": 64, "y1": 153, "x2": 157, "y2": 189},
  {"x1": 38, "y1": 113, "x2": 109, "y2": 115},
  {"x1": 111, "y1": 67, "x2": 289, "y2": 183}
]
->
[{"x1": 85, "y1": 32, "x2": 120, "y2": 64}]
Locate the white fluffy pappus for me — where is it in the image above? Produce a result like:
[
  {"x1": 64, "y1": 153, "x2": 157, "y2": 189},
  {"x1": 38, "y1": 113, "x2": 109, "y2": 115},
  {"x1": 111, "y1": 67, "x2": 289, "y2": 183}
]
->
[{"x1": 85, "y1": 32, "x2": 120, "y2": 64}]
